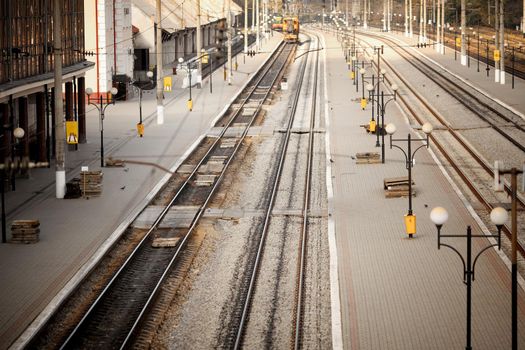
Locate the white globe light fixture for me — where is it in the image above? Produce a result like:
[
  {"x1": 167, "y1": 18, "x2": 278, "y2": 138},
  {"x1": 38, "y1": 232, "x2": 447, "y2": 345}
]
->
[
  {"x1": 422, "y1": 122, "x2": 433, "y2": 134},
  {"x1": 430, "y1": 207, "x2": 449, "y2": 226},
  {"x1": 385, "y1": 123, "x2": 396, "y2": 135},
  {"x1": 13, "y1": 127, "x2": 25, "y2": 139},
  {"x1": 490, "y1": 207, "x2": 508, "y2": 226},
  {"x1": 85, "y1": 87, "x2": 93, "y2": 95},
  {"x1": 366, "y1": 84, "x2": 374, "y2": 92},
  {"x1": 146, "y1": 71, "x2": 154, "y2": 78}
]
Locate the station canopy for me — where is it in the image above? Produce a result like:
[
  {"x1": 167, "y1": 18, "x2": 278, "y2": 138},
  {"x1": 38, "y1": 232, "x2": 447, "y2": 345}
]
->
[{"x1": 132, "y1": 0, "x2": 243, "y2": 33}]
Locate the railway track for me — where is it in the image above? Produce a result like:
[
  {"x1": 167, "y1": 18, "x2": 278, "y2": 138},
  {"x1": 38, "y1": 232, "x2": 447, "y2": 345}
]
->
[
  {"x1": 292, "y1": 31, "x2": 320, "y2": 350},
  {"x1": 58, "y1": 40, "x2": 295, "y2": 349},
  {"x1": 356, "y1": 31, "x2": 525, "y2": 257},
  {"x1": 225, "y1": 32, "x2": 320, "y2": 349}
]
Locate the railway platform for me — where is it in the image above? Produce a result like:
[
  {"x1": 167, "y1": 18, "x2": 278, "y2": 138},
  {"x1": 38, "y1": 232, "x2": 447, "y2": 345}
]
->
[
  {"x1": 319, "y1": 27, "x2": 525, "y2": 349},
  {"x1": 0, "y1": 34, "x2": 283, "y2": 350}
]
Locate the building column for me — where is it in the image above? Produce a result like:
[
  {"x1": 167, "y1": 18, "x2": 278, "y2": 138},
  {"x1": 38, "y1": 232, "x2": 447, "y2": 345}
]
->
[
  {"x1": 36, "y1": 92, "x2": 47, "y2": 162},
  {"x1": 50, "y1": 88, "x2": 56, "y2": 158},
  {"x1": 1, "y1": 103, "x2": 10, "y2": 162},
  {"x1": 78, "y1": 77, "x2": 86, "y2": 143},
  {"x1": 18, "y1": 97, "x2": 30, "y2": 176},
  {"x1": 65, "y1": 81, "x2": 74, "y2": 121}
]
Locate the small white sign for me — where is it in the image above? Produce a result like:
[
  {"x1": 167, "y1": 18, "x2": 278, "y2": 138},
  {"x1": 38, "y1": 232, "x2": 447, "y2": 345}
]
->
[{"x1": 81, "y1": 166, "x2": 89, "y2": 172}]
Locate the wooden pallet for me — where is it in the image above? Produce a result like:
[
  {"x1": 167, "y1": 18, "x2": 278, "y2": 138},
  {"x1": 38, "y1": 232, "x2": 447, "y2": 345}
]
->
[
  {"x1": 10, "y1": 220, "x2": 40, "y2": 244},
  {"x1": 356, "y1": 152, "x2": 381, "y2": 164}
]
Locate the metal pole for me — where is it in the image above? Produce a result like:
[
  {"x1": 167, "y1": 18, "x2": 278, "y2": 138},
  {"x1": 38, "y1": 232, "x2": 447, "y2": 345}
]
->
[
  {"x1": 156, "y1": 0, "x2": 164, "y2": 124},
  {"x1": 196, "y1": 0, "x2": 202, "y2": 84},
  {"x1": 139, "y1": 89, "x2": 143, "y2": 124},
  {"x1": 1, "y1": 170, "x2": 5, "y2": 243},
  {"x1": 210, "y1": 56, "x2": 213, "y2": 93},
  {"x1": 455, "y1": 32, "x2": 457, "y2": 60},
  {"x1": 100, "y1": 96, "x2": 104, "y2": 168},
  {"x1": 467, "y1": 34, "x2": 470, "y2": 67},
  {"x1": 244, "y1": 0, "x2": 248, "y2": 54},
  {"x1": 408, "y1": 133, "x2": 412, "y2": 214},
  {"x1": 486, "y1": 40, "x2": 490, "y2": 77},
  {"x1": 189, "y1": 63, "x2": 193, "y2": 110},
  {"x1": 54, "y1": 0, "x2": 65, "y2": 198},
  {"x1": 381, "y1": 92, "x2": 385, "y2": 163},
  {"x1": 477, "y1": 35, "x2": 480, "y2": 72},
  {"x1": 460, "y1": 0, "x2": 466, "y2": 65},
  {"x1": 466, "y1": 225, "x2": 472, "y2": 350},
  {"x1": 512, "y1": 47, "x2": 515, "y2": 89},
  {"x1": 511, "y1": 168, "x2": 518, "y2": 350}
]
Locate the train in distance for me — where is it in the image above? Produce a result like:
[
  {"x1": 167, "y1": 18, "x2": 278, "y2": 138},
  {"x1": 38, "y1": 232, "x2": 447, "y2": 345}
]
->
[{"x1": 283, "y1": 16, "x2": 300, "y2": 43}]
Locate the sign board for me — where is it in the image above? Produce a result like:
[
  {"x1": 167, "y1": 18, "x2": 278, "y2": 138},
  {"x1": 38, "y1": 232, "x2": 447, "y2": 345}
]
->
[
  {"x1": 202, "y1": 53, "x2": 209, "y2": 64},
  {"x1": 81, "y1": 166, "x2": 89, "y2": 172},
  {"x1": 65, "y1": 121, "x2": 78, "y2": 145},
  {"x1": 163, "y1": 76, "x2": 172, "y2": 91},
  {"x1": 494, "y1": 49, "x2": 500, "y2": 61}
]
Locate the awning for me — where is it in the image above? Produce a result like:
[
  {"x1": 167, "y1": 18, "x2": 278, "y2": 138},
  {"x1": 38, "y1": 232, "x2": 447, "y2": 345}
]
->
[{"x1": 132, "y1": 0, "x2": 242, "y2": 33}]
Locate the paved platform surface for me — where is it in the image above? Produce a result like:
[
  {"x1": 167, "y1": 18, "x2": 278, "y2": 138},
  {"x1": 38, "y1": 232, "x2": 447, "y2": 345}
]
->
[
  {"x1": 318, "y1": 26, "x2": 525, "y2": 349},
  {"x1": 0, "y1": 33, "x2": 282, "y2": 350}
]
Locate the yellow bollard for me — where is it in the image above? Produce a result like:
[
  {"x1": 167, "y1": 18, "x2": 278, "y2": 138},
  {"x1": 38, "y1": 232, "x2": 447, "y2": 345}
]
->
[
  {"x1": 136, "y1": 122, "x2": 144, "y2": 137},
  {"x1": 187, "y1": 99, "x2": 193, "y2": 111},
  {"x1": 360, "y1": 98, "x2": 367, "y2": 110},
  {"x1": 223, "y1": 67, "x2": 227, "y2": 81},
  {"x1": 369, "y1": 120, "x2": 376, "y2": 133},
  {"x1": 351, "y1": 71, "x2": 355, "y2": 80},
  {"x1": 404, "y1": 214, "x2": 416, "y2": 238}
]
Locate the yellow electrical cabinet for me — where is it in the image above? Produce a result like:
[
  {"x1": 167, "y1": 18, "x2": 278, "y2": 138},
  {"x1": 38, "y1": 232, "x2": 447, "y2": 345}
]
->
[
  {"x1": 404, "y1": 214, "x2": 416, "y2": 237},
  {"x1": 360, "y1": 98, "x2": 367, "y2": 110}
]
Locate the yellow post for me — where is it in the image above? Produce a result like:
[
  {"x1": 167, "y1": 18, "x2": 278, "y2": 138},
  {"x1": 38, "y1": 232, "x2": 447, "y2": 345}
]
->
[
  {"x1": 404, "y1": 214, "x2": 416, "y2": 237},
  {"x1": 187, "y1": 99, "x2": 193, "y2": 111}
]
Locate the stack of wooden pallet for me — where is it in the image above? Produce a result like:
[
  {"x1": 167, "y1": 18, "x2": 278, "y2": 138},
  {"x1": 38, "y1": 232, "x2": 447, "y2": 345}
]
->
[
  {"x1": 10, "y1": 220, "x2": 40, "y2": 244},
  {"x1": 80, "y1": 170, "x2": 103, "y2": 196},
  {"x1": 384, "y1": 177, "x2": 416, "y2": 198},
  {"x1": 355, "y1": 152, "x2": 381, "y2": 164}
]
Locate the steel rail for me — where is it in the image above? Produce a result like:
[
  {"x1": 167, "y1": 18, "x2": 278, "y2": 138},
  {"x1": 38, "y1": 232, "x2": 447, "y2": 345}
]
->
[
  {"x1": 232, "y1": 38, "x2": 313, "y2": 350},
  {"x1": 357, "y1": 32, "x2": 525, "y2": 258},
  {"x1": 60, "y1": 41, "x2": 292, "y2": 350},
  {"x1": 293, "y1": 32, "x2": 320, "y2": 350},
  {"x1": 358, "y1": 30, "x2": 525, "y2": 150}
]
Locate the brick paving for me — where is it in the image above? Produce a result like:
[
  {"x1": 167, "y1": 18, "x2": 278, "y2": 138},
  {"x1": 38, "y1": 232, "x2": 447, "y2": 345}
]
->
[{"x1": 320, "y1": 28, "x2": 525, "y2": 349}]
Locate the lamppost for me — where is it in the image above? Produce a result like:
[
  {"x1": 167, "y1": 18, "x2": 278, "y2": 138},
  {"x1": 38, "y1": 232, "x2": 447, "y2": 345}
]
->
[
  {"x1": 369, "y1": 84, "x2": 399, "y2": 162},
  {"x1": 385, "y1": 122, "x2": 433, "y2": 237},
  {"x1": 1, "y1": 126, "x2": 24, "y2": 243},
  {"x1": 131, "y1": 71, "x2": 155, "y2": 138},
  {"x1": 430, "y1": 206, "x2": 508, "y2": 350},
  {"x1": 494, "y1": 162, "x2": 524, "y2": 349},
  {"x1": 85, "y1": 87, "x2": 119, "y2": 167},
  {"x1": 178, "y1": 57, "x2": 193, "y2": 111},
  {"x1": 365, "y1": 69, "x2": 387, "y2": 144}
]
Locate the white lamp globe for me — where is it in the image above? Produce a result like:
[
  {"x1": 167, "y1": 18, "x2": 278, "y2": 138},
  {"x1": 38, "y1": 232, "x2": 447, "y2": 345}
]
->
[
  {"x1": 110, "y1": 87, "x2": 118, "y2": 95},
  {"x1": 13, "y1": 127, "x2": 25, "y2": 139},
  {"x1": 366, "y1": 84, "x2": 374, "y2": 91},
  {"x1": 391, "y1": 83, "x2": 398, "y2": 92},
  {"x1": 385, "y1": 123, "x2": 396, "y2": 135},
  {"x1": 359, "y1": 68, "x2": 366, "y2": 75},
  {"x1": 422, "y1": 122, "x2": 433, "y2": 134},
  {"x1": 85, "y1": 87, "x2": 93, "y2": 95},
  {"x1": 146, "y1": 71, "x2": 154, "y2": 78},
  {"x1": 430, "y1": 207, "x2": 449, "y2": 226},
  {"x1": 490, "y1": 207, "x2": 508, "y2": 226},
  {"x1": 178, "y1": 57, "x2": 184, "y2": 63},
  {"x1": 380, "y1": 68, "x2": 386, "y2": 76}
]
